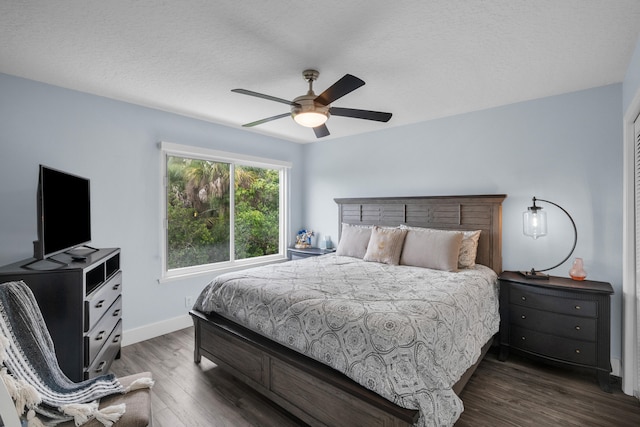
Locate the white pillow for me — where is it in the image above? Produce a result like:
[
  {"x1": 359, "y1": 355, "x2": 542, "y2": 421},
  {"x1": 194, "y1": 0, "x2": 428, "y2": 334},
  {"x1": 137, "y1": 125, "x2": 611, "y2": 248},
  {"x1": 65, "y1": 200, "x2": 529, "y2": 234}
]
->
[
  {"x1": 335, "y1": 224, "x2": 372, "y2": 258},
  {"x1": 400, "y1": 225, "x2": 482, "y2": 268},
  {"x1": 399, "y1": 228, "x2": 463, "y2": 271}
]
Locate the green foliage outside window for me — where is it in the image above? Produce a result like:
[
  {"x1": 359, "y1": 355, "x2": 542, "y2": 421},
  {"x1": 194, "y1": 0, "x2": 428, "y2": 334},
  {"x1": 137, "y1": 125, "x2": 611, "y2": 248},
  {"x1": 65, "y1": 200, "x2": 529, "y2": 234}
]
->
[{"x1": 166, "y1": 156, "x2": 280, "y2": 270}]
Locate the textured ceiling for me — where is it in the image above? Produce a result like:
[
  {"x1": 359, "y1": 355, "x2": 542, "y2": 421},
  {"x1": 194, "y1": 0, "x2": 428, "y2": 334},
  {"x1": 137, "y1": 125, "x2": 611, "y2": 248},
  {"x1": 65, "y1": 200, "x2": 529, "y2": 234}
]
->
[{"x1": 2, "y1": 1, "x2": 640, "y2": 143}]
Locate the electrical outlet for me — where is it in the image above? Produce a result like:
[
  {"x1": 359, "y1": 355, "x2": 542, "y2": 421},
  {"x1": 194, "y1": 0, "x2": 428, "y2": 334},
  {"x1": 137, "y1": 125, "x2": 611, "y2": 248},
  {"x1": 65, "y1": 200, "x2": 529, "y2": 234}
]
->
[{"x1": 185, "y1": 296, "x2": 194, "y2": 308}]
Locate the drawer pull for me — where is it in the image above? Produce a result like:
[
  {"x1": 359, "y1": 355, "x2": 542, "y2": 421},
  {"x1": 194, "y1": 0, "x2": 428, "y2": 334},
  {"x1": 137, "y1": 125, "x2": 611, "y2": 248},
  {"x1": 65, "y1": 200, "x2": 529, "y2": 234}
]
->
[
  {"x1": 112, "y1": 283, "x2": 121, "y2": 291},
  {"x1": 112, "y1": 309, "x2": 121, "y2": 317},
  {"x1": 575, "y1": 349, "x2": 581, "y2": 354},
  {"x1": 521, "y1": 296, "x2": 527, "y2": 301},
  {"x1": 521, "y1": 315, "x2": 526, "y2": 319},
  {"x1": 113, "y1": 334, "x2": 121, "y2": 344},
  {"x1": 521, "y1": 336, "x2": 526, "y2": 340},
  {"x1": 95, "y1": 331, "x2": 106, "y2": 341},
  {"x1": 95, "y1": 300, "x2": 105, "y2": 309},
  {"x1": 575, "y1": 325, "x2": 581, "y2": 331},
  {"x1": 94, "y1": 361, "x2": 106, "y2": 373},
  {"x1": 575, "y1": 305, "x2": 581, "y2": 310}
]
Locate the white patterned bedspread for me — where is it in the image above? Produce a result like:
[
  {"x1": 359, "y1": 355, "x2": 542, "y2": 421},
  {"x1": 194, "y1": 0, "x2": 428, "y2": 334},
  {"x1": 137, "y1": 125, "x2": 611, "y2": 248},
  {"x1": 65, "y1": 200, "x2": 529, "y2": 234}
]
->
[{"x1": 194, "y1": 254, "x2": 499, "y2": 427}]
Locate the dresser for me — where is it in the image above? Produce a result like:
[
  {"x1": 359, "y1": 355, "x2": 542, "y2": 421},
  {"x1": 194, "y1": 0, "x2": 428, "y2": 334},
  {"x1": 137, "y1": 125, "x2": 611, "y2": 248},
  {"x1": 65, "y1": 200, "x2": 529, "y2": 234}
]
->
[
  {"x1": 0, "y1": 247, "x2": 122, "y2": 382},
  {"x1": 498, "y1": 271, "x2": 613, "y2": 392}
]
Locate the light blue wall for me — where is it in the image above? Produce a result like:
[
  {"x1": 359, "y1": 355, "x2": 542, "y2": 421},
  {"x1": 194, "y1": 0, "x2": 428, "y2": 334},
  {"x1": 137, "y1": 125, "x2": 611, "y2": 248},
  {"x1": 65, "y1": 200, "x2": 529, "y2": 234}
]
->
[
  {"x1": 0, "y1": 72, "x2": 627, "y2": 363},
  {"x1": 0, "y1": 73, "x2": 305, "y2": 332},
  {"x1": 303, "y1": 84, "x2": 624, "y2": 361}
]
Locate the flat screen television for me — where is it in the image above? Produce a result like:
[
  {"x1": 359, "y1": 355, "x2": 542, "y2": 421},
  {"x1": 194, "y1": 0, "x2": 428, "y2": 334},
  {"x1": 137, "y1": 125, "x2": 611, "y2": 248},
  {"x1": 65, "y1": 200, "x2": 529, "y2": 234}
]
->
[{"x1": 35, "y1": 165, "x2": 91, "y2": 259}]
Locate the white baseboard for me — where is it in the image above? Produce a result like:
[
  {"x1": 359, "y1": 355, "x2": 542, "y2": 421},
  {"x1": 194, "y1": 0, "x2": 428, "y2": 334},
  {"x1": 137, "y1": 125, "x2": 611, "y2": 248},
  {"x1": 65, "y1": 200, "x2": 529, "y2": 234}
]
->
[
  {"x1": 121, "y1": 313, "x2": 193, "y2": 346},
  {"x1": 612, "y1": 357, "x2": 621, "y2": 378}
]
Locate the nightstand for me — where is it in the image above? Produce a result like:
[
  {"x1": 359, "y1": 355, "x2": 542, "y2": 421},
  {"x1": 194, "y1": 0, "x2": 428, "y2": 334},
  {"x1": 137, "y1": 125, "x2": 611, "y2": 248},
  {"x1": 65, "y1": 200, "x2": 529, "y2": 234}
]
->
[
  {"x1": 287, "y1": 247, "x2": 335, "y2": 260},
  {"x1": 498, "y1": 271, "x2": 614, "y2": 392}
]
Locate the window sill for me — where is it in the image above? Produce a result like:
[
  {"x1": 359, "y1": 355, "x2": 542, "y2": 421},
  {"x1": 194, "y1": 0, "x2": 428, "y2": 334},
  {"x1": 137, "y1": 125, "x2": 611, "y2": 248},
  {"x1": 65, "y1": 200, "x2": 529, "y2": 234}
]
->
[{"x1": 158, "y1": 255, "x2": 289, "y2": 284}]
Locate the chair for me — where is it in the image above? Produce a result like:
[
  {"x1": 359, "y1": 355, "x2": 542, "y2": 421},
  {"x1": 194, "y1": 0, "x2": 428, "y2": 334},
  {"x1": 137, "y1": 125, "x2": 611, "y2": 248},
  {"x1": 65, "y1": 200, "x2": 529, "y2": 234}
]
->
[
  {"x1": 0, "y1": 372, "x2": 153, "y2": 427},
  {"x1": 0, "y1": 281, "x2": 152, "y2": 426}
]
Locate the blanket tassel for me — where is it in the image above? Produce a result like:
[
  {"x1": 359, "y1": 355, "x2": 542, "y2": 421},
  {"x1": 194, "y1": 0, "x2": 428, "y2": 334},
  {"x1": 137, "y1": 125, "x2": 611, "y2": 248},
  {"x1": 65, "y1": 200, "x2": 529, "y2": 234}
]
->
[
  {"x1": 61, "y1": 401, "x2": 126, "y2": 427},
  {"x1": 1, "y1": 367, "x2": 41, "y2": 415},
  {"x1": 94, "y1": 403, "x2": 126, "y2": 427},
  {"x1": 26, "y1": 409, "x2": 47, "y2": 427},
  {"x1": 124, "y1": 377, "x2": 154, "y2": 393},
  {"x1": 61, "y1": 401, "x2": 99, "y2": 426}
]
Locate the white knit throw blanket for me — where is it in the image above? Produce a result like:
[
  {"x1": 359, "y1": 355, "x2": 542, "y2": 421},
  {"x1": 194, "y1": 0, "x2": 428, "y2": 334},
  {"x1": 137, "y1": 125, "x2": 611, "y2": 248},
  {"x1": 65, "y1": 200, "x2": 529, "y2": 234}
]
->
[{"x1": 0, "y1": 281, "x2": 152, "y2": 426}]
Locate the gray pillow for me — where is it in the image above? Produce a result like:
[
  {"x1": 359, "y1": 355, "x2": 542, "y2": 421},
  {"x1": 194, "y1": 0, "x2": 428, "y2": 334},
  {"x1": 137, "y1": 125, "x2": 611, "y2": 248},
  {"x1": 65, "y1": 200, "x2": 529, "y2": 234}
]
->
[
  {"x1": 363, "y1": 226, "x2": 407, "y2": 265},
  {"x1": 335, "y1": 224, "x2": 372, "y2": 258},
  {"x1": 399, "y1": 228, "x2": 464, "y2": 271}
]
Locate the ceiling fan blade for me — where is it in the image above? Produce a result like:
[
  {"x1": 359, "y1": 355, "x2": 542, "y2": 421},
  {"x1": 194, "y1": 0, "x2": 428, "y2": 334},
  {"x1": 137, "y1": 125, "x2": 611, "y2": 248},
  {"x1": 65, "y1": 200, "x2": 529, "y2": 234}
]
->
[
  {"x1": 329, "y1": 107, "x2": 392, "y2": 122},
  {"x1": 314, "y1": 74, "x2": 365, "y2": 106},
  {"x1": 242, "y1": 113, "x2": 291, "y2": 127},
  {"x1": 232, "y1": 89, "x2": 300, "y2": 107},
  {"x1": 313, "y1": 124, "x2": 330, "y2": 138}
]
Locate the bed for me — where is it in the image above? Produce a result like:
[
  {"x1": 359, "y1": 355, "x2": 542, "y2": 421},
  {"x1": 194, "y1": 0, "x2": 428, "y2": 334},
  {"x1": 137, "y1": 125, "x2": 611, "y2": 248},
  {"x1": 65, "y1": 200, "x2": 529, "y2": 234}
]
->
[{"x1": 190, "y1": 194, "x2": 505, "y2": 427}]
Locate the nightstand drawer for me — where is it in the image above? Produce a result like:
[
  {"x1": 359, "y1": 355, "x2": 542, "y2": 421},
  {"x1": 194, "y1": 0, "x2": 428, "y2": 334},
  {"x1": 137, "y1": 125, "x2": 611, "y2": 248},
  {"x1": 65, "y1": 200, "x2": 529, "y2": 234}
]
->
[
  {"x1": 510, "y1": 326, "x2": 596, "y2": 366},
  {"x1": 510, "y1": 284, "x2": 597, "y2": 317},
  {"x1": 510, "y1": 306, "x2": 597, "y2": 341},
  {"x1": 287, "y1": 247, "x2": 333, "y2": 260}
]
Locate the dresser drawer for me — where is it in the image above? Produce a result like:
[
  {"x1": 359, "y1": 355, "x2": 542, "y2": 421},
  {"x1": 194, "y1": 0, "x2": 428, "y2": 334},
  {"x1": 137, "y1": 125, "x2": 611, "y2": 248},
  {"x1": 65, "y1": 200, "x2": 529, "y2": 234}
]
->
[
  {"x1": 510, "y1": 325, "x2": 596, "y2": 366},
  {"x1": 85, "y1": 296, "x2": 122, "y2": 365},
  {"x1": 510, "y1": 305, "x2": 597, "y2": 341},
  {"x1": 509, "y1": 284, "x2": 597, "y2": 317},
  {"x1": 85, "y1": 271, "x2": 122, "y2": 332},
  {"x1": 85, "y1": 320, "x2": 122, "y2": 379}
]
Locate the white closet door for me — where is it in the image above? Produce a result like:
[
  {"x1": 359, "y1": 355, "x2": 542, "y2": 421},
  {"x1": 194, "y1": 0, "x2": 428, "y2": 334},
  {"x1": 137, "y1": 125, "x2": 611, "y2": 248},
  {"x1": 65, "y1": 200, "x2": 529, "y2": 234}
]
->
[
  {"x1": 634, "y1": 113, "x2": 640, "y2": 397},
  {"x1": 636, "y1": 113, "x2": 640, "y2": 274}
]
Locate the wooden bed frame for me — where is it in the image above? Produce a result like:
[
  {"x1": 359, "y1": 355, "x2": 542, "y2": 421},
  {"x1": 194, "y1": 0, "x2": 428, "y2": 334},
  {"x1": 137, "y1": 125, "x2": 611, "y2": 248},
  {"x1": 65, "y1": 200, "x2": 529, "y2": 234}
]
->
[{"x1": 190, "y1": 194, "x2": 506, "y2": 426}]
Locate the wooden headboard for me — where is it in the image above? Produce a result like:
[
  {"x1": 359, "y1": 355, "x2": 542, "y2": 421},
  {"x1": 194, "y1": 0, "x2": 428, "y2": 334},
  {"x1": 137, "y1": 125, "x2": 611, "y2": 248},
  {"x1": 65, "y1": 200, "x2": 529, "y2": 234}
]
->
[{"x1": 334, "y1": 194, "x2": 506, "y2": 274}]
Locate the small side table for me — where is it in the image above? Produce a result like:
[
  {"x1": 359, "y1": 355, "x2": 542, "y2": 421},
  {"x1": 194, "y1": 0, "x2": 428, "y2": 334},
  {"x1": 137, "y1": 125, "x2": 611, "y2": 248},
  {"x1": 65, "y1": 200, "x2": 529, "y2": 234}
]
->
[
  {"x1": 287, "y1": 247, "x2": 335, "y2": 260},
  {"x1": 498, "y1": 271, "x2": 614, "y2": 392}
]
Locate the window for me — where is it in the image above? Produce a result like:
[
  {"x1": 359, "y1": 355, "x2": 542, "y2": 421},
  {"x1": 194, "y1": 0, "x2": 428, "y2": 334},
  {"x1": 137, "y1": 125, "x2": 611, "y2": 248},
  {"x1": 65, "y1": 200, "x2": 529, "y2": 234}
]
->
[{"x1": 160, "y1": 142, "x2": 290, "y2": 280}]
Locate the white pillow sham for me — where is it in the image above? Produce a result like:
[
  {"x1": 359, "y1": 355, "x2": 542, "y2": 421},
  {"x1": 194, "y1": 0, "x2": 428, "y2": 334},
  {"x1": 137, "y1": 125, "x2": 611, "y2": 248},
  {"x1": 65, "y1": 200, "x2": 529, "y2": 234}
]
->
[
  {"x1": 399, "y1": 227, "x2": 463, "y2": 271},
  {"x1": 335, "y1": 223, "x2": 372, "y2": 258},
  {"x1": 400, "y1": 225, "x2": 482, "y2": 268}
]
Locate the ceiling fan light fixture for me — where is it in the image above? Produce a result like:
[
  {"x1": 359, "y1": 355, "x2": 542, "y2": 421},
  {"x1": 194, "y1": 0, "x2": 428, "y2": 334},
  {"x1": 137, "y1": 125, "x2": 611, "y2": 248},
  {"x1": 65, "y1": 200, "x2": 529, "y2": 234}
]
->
[
  {"x1": 232, "y1": 69, "x2": 391, "y2": 138},
  {"x1": 291, "y1": 92, "x2": 329, "y2": 128},
  {"x1": 293, "y1": 111, "x2": 328, "y2": 127}
]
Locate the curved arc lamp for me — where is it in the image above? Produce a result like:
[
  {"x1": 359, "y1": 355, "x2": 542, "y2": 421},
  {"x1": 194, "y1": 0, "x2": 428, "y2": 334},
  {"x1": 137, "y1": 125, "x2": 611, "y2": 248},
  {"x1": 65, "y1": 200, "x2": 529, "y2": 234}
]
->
[{"x1": 521, "y1": 196, "x2": 577, "y2": 280}]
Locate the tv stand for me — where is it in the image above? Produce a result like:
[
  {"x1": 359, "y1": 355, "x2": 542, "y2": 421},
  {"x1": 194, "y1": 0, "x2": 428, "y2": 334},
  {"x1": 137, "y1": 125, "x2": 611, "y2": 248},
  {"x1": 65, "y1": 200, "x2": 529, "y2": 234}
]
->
[
  {"x1": 65, "y1": 245, "x2": 98, "y2": 258},
  {"x1": 0, "y1": 248, "x2": 122, "y2": 382},
  {"x1": 22, "y1": 257, "x2": 67, "y2": 271}
]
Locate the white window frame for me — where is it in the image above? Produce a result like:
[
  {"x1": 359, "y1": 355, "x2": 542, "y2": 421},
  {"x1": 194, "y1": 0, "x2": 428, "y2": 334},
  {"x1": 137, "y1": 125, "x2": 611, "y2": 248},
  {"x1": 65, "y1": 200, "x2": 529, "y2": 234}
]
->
[{"x1": 159, "y1": 141, "x2": 291, "y2": 281}]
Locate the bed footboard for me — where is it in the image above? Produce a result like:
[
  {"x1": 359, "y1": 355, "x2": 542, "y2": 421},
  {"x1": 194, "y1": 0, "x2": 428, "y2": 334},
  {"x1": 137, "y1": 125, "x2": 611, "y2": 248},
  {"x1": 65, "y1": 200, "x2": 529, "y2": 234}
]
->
[
  {"x1": 191, "y1": 309, "x2": 492, "y2": 427},
  {"x1": 190, "y1": 309, "x2": 419, "y2": 427}
]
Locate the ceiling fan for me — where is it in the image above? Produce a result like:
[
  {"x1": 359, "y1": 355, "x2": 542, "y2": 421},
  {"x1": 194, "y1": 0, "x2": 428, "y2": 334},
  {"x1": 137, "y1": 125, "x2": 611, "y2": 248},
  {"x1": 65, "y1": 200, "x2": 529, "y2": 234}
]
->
[{"x1": 232, "y1": 69, "x2": 392, "y2": 138}]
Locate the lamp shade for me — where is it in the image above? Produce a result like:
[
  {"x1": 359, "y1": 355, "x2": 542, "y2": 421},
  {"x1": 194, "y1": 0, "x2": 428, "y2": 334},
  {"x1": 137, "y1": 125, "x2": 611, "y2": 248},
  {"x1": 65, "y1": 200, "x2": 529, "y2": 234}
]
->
[
  {"x1": 293, "y1": 111, "x2": 328, "y2": 128},
  {"x1": 523, "y1": 207, "x2": 547, "y2": 239}
]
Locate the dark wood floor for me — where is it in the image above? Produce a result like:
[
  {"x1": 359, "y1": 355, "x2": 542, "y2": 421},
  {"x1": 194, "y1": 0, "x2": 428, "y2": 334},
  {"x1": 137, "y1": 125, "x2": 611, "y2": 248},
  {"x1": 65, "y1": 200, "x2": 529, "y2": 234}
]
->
[{"x1": 111, "y1": 327, "x2": 640, "y2": 426}]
